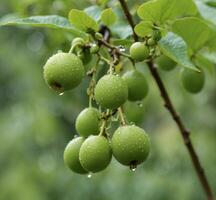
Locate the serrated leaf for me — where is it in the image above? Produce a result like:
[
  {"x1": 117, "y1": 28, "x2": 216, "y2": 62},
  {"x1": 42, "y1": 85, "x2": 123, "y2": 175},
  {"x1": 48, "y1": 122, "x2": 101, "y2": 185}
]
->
[
  {"x1": 134, "y1": 21, "x2": 153, "y2": 37},
  {"x1": 172, "y1": 17, "x2": 211, "y2": 51},
  {"x1": 84, "y1": 5, "x2": 102, "y2": 21},
  {"x1": 101, "y1": 8, "x2": 117, "y2": 26},
  {"x1": 195, "y1": 0, "x2": 216, "y2": 27},
  {"x1": 0, "y1": 15, "x2": 87, "y2": 37},
  {"x1": 158, "y1": 32, "x2": 198, "y2": 71},
  {"x1": 137, "y1": 0, "x2": 197, "y2": 24},
  {"x1": 68, "y1": 9, "x2": 99, "y2": 32}
]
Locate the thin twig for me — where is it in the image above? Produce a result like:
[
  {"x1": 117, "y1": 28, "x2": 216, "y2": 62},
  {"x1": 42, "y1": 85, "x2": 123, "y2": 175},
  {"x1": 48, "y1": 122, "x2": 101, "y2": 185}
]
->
[{"x1": 117, "y1": 0, "x2": 214, "y2": 199}]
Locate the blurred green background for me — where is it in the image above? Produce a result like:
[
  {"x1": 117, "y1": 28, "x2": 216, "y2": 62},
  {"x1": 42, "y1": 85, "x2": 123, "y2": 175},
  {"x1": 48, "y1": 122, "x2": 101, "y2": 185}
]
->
[{"x1": 0, "y1": 0, "x2": 216, "y2": 200}]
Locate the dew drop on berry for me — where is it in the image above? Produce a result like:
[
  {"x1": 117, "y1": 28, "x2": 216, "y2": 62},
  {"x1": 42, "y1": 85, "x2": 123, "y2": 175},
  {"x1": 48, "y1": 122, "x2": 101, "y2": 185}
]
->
[
  {"x1": 87, "y1": 173, "x2": 92, "y2": 179},
  {"x1": 59, "y1": 92, "x2": 64, "y2": 96}
]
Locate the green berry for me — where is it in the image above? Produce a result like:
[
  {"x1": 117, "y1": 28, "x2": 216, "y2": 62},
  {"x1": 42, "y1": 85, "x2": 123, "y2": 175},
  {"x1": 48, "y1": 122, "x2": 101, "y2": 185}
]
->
[
  {"x1": 124, "y1": 101, "x2": 145, "y2": 124},
  {"x1": 90, "y1": 44, "x2": 100, "y2": 54},
  {"x1": 152, "y1": 29, "x2": 161, "y2": 41},
  {"x1": 130, "y1": 42, "x2": 149, "y2": 62},
  {"x1": 75, "y1": 107, "x2": 101, "y2": 137},
  {"x1": 147, "y1": 38, "x2": 156, "y2": 46},
  {"x1": 122, "y1": 70, "x2": 149, "y2": 101},
  {"x1": 79, "y1": 136, "x2": 112, "y2": 173},
  {"x1": 43, "y1": 53, "x2": 84, "y2": 92},
  {"x1": 156, "y1": 55, "x2": 177, "y2": 71},
  {"x1": 95, "y1": 74, "x2": 128, "y2": 109},
  {"x1": 112, "y1": 125, "x2": 150, "y2": 167},
  {"x1": 79, "y1": 49, "x2": 92, "y2": 65},
  {"x1": 95, "y1": 32, "x2": 103, "y2": 40},
  {"x1": 181, "y1": 68, "x2": 205, "y2": 94},
  {"x1": 72, "y1": 37, "x2": 85, "y2": 47},
  {"x1": 64, "y1": 137, "x2": 87, "y2": 174}
]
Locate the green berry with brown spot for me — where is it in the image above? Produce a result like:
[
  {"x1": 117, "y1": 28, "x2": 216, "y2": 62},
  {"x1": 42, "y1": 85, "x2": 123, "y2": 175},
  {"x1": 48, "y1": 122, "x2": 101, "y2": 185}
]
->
[
  {"x1": 43, "y1": 53, "x2": 84, "y2": 92},
  {"x1": 111, "y1": 125, "x2": 150, "y2": 167}
]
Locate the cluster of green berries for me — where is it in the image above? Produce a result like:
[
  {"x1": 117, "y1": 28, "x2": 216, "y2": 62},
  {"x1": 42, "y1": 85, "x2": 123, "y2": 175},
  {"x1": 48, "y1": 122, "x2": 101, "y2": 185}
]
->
[{"x1": 43, "y1": 36, "x2": 151, "y2": 175}]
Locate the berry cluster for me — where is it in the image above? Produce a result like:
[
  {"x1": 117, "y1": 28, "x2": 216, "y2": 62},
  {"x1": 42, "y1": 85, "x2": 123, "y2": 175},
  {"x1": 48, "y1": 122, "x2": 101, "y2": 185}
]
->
[
  {"x1": 43, "y1": 35, "x2": 151, "y2": 175},
  {"x1": 43, "y1": 28, "x2": 205, "y2": 175}
]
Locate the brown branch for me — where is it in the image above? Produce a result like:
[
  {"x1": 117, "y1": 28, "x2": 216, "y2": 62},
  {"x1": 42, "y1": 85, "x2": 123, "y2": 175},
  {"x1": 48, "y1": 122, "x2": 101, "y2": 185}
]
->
[
  {"x1": 118, "y1": 0, "x2": 138, "y2": 42},
  {"x1": 118, "y1": 0, "x2": 214, "y2": 199}
]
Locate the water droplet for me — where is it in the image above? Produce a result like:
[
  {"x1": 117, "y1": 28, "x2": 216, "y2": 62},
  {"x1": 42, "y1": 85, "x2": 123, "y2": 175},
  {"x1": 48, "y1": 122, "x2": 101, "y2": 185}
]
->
[
  {"x1": 138, "y1": 102, "x2": 143, "y2": 107},
  {"x1": 59, "y1": 92, "x2": 64, "y2": 96},
  {"x1": 130, "y1": 165, "x2": 137, "y2": 172},
  {"x1": 87, "y1": 173, "x2": 92, "y2": 179}
]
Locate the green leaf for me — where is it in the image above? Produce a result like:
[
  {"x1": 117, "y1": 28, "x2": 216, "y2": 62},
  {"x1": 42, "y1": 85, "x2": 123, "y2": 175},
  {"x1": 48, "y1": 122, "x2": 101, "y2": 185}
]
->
[
  {"x1": 68, "y1": 9, "x2": 99, "y2": 32},
  {"x1": 195, "y1": 53, "x2": 215, "y2": 73},
  {"x1": 101, "y1": 8, "x2": 117, "y2": 26},
  {"x1": 84, "y1": 5, "x2": 102, "y2": 21},
  {"x1": 111, "y1": 24, "x2": 133, "y2": 39},
  {"x1": 158, "y1": 32, "x2": 198, "y2": 71},
  {"x1": 134, "y1": 21, "x2": 153, "y2": 37},
  {"x1": 0, "y1": 15, "x2": 86, "y2": 37},
  {"x1": 172, "y1": 17, "x2": 211, "y2": 51},
  {"x1": 195, "y1": 0, "x2": 216, "y2": 27},
  {"x1": 137, "y1": 0, "x2": 197, "y2": 24}
]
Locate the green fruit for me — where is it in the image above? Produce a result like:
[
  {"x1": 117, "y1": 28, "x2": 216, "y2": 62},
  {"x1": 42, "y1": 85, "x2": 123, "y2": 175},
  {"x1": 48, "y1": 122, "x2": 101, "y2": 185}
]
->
[
  {"x1": 122, "y1": 70, "x2": 149, "y2": 101},
  {"x1": 90, "y1": 44, "x2": 100, "y2": 54},
  {"x1": 64, "y1": 137, "x2": 87, "y2": 174},
  {"x1": 72, "y1": 37, "x2": 85, "y2": 47},
  {"x1": 130, "y1": 42, "x2": 149, "y2": 62},
  {"x1": 79, "y1": 136, "x2": 112, "y2": 173},
  {"x1": 95, "y1": 32, "x2": 103, "y2": 40},
  {"x1": 156, "y1": 55, "x2": 177, "y2": 71},
  {"x1": 43, "y1": 53, "x2": 84, "y2": 92},
  {"x1": 75, "y1": 107, "x2": 101, "y2": 137},
  {"x1": 112, "y1": 125, "x2": 150, "y2": 167},
  {"x1": 181, "y1": 68, "x2": 205, "y2": 94},
  {"x1": 152, "y1": 29, "x2": 161, "y2": 41},
  {"x1": 147, "y1": 38, "x2": 156, "y2": 46},
  {"x1": 124, "y1": 101, "x2": 145, "y2": 124},
  {"x1": 95, "y1": 74, "x2": 128, "y2": 109}
]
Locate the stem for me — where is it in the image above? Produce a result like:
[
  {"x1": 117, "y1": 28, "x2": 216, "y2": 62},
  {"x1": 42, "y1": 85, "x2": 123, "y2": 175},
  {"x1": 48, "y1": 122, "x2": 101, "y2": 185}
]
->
[
  {"x1": 118, "y1": 107, "x2": 126, "y2": 126},
  {"x1": 118, "y1": 0, "x2": 214, "y2": 199}
]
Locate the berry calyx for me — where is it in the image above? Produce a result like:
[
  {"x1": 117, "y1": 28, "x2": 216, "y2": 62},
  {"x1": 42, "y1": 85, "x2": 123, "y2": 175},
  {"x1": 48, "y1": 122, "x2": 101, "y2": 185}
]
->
[
  {"x1": 156, "y1": 55, "x2": 177, "y2": 71},
  {"x1": 122, "y1": 70, "x2": 149, "y2": 101},
  {"x1": 43, "y1": 52, "x2": 84, "y2": 92},
  {"x1": 79, "y1": 136, "x2": 112, "y2": 173},
  {"x1": 75, "y1": 107, "x2": 101, "y2": 137},
  {"x1": 112, "y1": 125, "x2": 150, "y2": 167},
  {"x1": 64, "y1": 137, "x2": 87, "y2": 174},
  {"x1": 181, "y1": 68, "x2": 205, "y2": 94},
  {"x1": 130, "y1": 42, "x2": 149, "y2": 62},
  {"x1": 95, "y1": 74, "x2": 128, "y2": 109}
]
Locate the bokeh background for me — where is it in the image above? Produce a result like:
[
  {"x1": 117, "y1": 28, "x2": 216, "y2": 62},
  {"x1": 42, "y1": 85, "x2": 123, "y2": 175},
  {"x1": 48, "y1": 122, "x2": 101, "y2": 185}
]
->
[{"x1": 0, "y1": 0, "x2": 216, "y2": 200}]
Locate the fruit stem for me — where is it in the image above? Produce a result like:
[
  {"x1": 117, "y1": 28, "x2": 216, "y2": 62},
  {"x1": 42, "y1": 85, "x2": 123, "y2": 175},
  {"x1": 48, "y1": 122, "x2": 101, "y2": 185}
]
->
[
  {"x1": 117, "y1": 0, "x2": 214, "y2": 199},
  {"x1": 99, "y1": 109, "x2": 110, "y2": 137},
  {"x1": 118, "y1": 107, "x2": 126, "y2": 126}
]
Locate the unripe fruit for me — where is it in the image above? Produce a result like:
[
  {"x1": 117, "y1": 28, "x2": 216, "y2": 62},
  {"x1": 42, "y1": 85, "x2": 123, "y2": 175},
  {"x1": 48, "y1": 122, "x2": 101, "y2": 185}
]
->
[
  {"x1": 79, "y1": 49, "x2": 92, "y2": 65},
  {"x1": 95, "y1": 32, "x2": 103, "y2": 40},
  {"x1": 112, "y1": 125, "x2": 150, "y2": 167},
  {"x1": 130, "y1": 42, "x2": 149, "y2": 62},
  {"x1": 90, "y1": 44, "x2": 100, "y2": 54},
  {"x1": 122, "y1": 70, "x2": 149, "y2": 101},
  {"x1": 95, "y1": 74, "x2": 128, "y2": 109},
  {"x1": 147, "y1": 38, "x2": 156, "y2": 46},
  {"x1": 156, "y1": 55, "x2": 177, "y2": 71},
  {"x1": 64, "y1": 137, "x2": 87, "y2": 174},
  {"x1": 75, "y1": 107, "x2": 101, "y2": 137},
  {"x1": 72, "y1": 37, "x2": 85, "y2": 47},
  {"x1": 43, "y1": 53, "x2": 84, "y2": 92},
  {"x1": 79, "y1": 136, "x2": 112, "y2": 173},
  {"x1": 181, "y1": 68, "x2": 205, "y2": 94},
  {"x1": 152, "y1": 29, "x2": 161, "y2": 41}
]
